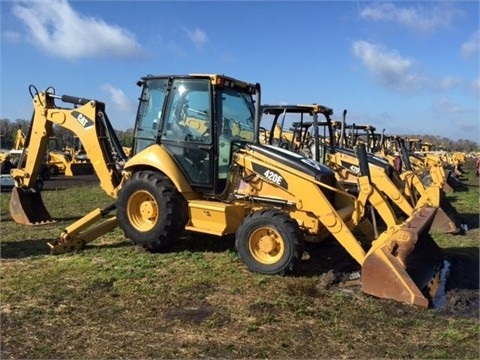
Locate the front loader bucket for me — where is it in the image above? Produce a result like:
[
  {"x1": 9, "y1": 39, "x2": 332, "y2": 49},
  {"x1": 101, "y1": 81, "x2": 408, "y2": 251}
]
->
[
  {"x1": 431, "y1": 207, "x2": 459, "y2": 234},
  {"x1": 415, "y1": 185, "x2": 462, "y2": 234},
  {"x1": 431, "y1": 188, "x2": 463, "y2": 234},
  {"x1": 445, "y1": 171, "x2": 468, "y2": 192},
  {"x1": 442, "y1": 181, "x2": 454, "y2": 193},
  {"x1": 362, "y1": 207, "x2": 444, "y2": 308},
  {"x1": 9, "y1": 187, "x2": 55, "y2": 225}
]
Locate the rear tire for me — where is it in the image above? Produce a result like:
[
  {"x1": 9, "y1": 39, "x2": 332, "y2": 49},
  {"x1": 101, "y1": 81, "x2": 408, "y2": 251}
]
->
[
  {"x1": 235, "y1": 209, "x2": 304, "y2": 275},
  {"x1": 117, "y1": 171, "x2": 188, "y2": 252}
]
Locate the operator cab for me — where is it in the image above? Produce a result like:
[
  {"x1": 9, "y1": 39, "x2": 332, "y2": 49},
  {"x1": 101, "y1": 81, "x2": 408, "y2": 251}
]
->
[
  {"x1": 132, "y1": 74, "x2": 257, "y2": 194},
  {"x1": 259, "y1": 104, "x2": 335, "y2": 165}
]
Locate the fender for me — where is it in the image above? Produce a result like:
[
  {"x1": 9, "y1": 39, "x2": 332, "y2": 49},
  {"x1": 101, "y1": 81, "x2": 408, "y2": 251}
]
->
[{"x1": 124, "y1": 144, "x2": 193, "y2": 194}]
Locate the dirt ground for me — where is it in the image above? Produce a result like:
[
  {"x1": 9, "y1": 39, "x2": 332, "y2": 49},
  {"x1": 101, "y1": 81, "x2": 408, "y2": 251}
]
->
[
  {"x1": 300, "y1": 238, "x2": 479, "y2": 319},
  {"x1": 42, "y1": 172, "x2": 479, "y2": 318}
]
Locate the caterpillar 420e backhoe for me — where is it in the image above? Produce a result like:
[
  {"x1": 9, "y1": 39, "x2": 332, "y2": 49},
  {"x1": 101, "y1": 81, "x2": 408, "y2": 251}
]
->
[
  {"x1": 259, "y1": 104, "x2": 463, "y2": 234},
  {"x1": 10, "y1": 75, "x2": 445, "y2": 307}
]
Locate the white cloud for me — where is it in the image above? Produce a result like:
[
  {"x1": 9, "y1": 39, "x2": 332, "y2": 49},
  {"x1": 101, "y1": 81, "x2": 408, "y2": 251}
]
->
[
  {"x1": 436, "y1": 76, "x2": 463, "y2": 90},
  {"x1": 101, "y1": 84, "x2": 134, "y2": 113},
  {"x1": 359, "y1": 2, "x2": 463, "y2": 35},
  {"x1": 434, "y1": 97, "x2": 469, "y2": 115},
  {"x1": 12, "y1": 0, "x2": 144, "y2": 60},
  {"x1": 2, "y1": 31, "x2": 22, "y2": 43},
  {"x1": 461, "y1": 30, "x2": 480, "y2": 58},
  {"x1": 184, "y1": 27, "x2": 209, "y2": 49},
  {"x1": 167, "y1": 41, "x2": 188, "y2": 57},
  {"x1": 352, "y1": 40, "x2": 428, "y2": 91},
  {"x1": 432, "y1": 97, "x2": 478, "y2": 135}
]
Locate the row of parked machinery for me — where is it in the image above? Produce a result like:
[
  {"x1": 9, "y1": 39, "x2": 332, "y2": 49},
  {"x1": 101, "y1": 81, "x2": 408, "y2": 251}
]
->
[
  {"x1": 6, "y1": 74, "x2": 469, "y2": 308},
  {"x1": 1, "y1": 129, "x2": 93, "y2": 177}
]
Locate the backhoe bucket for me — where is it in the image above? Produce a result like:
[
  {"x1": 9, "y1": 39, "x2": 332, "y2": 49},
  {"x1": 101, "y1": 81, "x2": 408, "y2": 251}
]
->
[
  {"x1": 362, "y1": 207, "x2": 444, "y2": 308},
  {"x1": 9, "y1": 187, "x2": 54, "y2": 225}
]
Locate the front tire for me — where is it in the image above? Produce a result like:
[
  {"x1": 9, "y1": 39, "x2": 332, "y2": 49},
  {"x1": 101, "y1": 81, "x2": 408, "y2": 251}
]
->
[
  {"x1": 235, "y1": 209, "x2": 304, "y2": 275},
  {"x1": 117, "y1": 171, "x2": 188, "y2": 252}
]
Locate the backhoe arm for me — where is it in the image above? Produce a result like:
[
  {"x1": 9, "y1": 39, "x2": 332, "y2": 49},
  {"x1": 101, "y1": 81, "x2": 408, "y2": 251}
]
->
[
  {"x1": 10, "y1": 88, "x2": 127, "y2": 227},
  {"x1": 11, "y1": 90, "x2": 126, "y2": 195}
]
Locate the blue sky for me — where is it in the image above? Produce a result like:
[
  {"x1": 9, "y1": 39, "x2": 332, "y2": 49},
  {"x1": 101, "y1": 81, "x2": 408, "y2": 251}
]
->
[{"x1": 1, "y1": 0, "x2": 479, "y2": 142}]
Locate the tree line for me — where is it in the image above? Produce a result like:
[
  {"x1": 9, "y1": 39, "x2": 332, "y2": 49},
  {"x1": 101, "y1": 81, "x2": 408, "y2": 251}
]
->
[
  {"x1": 1, "y1": 118, "x2": 478, "y2": 153},
  {"x1": 396, "y1": 133, "x2": 479, "y2": 153}
]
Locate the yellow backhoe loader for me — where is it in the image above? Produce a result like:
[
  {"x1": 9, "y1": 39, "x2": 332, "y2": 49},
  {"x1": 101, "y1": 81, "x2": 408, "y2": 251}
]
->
[
  {"x1": 12, "y1": 128, "x2": 93, "y2": 177},
  {"x1": 46, "y1": 137, "x2": 94, "y2": 176},
  {"x1": 332, "y1": 123, "x2": 468, "y2": 201},
  {"x1": 412, "y1": 141, "x2": 467, "y2": 183},
  {"x1": 259, "y1": 104, "x2": 463, "y2": 235},
  {"x1": 382, "y1": 136, "x2": 467, "y2": 193},
  {"x1": 10, "y1": 76, "x2": 445, "y2": 307},
  {"x1": 331, "y1": 118, "x2": 466, "y2": 231},
  {"x1": 7, "y1": 129, "x2": 50, "y2": 183}
]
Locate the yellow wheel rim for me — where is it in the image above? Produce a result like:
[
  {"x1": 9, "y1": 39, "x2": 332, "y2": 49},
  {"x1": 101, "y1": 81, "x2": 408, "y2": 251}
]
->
[
  {"x1": 127, "y1": 190, "x2": 159, "y2": 232},
  {"x1": 248, "y1": 227, "x2": 285, "y2": 264}
]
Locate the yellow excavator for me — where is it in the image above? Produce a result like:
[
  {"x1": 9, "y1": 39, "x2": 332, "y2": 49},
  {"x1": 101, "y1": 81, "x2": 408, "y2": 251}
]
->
[
  {"x1": 10, "y1": 76, "x2": 445, "y2": 307},
  {"x1": 259, "y1": 104, "x2": 463, "y2": 235}
]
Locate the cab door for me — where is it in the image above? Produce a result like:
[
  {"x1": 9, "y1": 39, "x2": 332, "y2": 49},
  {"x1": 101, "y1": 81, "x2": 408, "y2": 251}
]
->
[{"x1": 161, "y1": 78, "x2": 214, "y2": 189}]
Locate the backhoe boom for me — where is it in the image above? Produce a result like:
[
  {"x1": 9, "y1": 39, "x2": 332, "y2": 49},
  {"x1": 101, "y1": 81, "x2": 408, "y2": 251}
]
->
[{"x1": 10, "y1": 88, "x2": 127, "y2": 225}]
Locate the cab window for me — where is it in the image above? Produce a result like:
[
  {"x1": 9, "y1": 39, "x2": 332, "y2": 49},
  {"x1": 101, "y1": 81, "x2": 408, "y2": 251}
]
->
[
  {"x1": 133, "y1": 79, "x2": 168, "y2": 153},
  {"x1": 162, "y1": 79, "x2": 213, "y2": 186}
]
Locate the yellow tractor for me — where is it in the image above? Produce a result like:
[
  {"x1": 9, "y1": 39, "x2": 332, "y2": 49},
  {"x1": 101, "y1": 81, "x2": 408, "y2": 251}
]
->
[
  {"x1": 383, "y1": 136, "x2": 467, "y2": 193},
  {"x1": 259, "y1": 104, "x2": 464, "y2": 235},
  {"x1": 11, "y1": 128, "x2": 93, "y2": 177},
  {"x1": 10, "y1": 76, "x2": 445, "y2": 308},
  {"x1": 333, "y1": 123, "x2": 468, "y2": 218},
  {"x1": 46, "y1": 137, "x2": 94, "y2": 176}
]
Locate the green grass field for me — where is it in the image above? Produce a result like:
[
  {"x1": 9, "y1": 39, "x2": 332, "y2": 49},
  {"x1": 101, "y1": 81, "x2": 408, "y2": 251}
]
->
[{"x1": 1, "y1": 160, "x2": 478, "y2": 359}]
